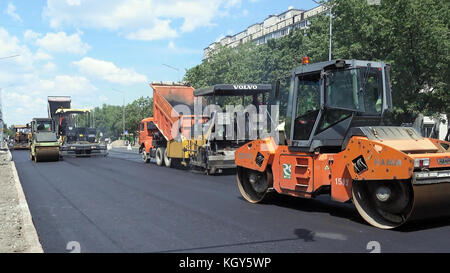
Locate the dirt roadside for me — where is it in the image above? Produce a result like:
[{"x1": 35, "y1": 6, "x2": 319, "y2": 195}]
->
[{"x1": 0, "y1": 149, "x2": 43, "y2": 253}]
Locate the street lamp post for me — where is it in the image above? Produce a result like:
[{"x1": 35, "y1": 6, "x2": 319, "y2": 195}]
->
[
  {"x1": 312, "y1": 0, "x2": 333, "y2": 61},
  {"x1": 328, "y1": 5, "x2": 332, "y2": 61},
  {"x1": 162, "y1": 63, "x2": 182, "y2": 82},
  {"x1": 0, "y1": 54, "x2": 20, "y2": 61}
]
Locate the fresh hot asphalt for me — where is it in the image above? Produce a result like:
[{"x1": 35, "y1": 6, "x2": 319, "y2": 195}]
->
[{"x1": 11, "y1": 149, "x2": 450, "y2": 253}]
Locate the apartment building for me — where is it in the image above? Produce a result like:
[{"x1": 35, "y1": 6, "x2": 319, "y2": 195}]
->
[{"x1": 203, "y1": 5, "x2": 327, "y2": 60}]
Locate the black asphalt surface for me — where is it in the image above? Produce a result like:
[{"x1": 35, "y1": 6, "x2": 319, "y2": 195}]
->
[{"x1": 12, "y1": 149, "x2": 450, "y2": 253}]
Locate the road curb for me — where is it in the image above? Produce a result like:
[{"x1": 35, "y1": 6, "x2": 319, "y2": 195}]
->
[{"x1": 10, "y1": 160, "x2": 44, "y2": 253}]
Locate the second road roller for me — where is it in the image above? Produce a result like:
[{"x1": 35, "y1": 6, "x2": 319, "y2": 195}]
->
[
  {"x1": 29, "y1": 118, "x2": 60, "y2": 162},
  {"x1": 235, "y1": 58, "x2": 450, "y2": 229}
]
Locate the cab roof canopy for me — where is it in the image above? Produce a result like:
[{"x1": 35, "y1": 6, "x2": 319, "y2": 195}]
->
[
  {"x1": 293, "y1": 59, "x2": 386, "y2": 75},
  {"x1": 32, "y1": 118, "x2": 53, "y2": 121},
  {"x1": 194, "y1": 84, "x2": 272, "y2": 97},
  {"x1": 13, "y1": 125, "x2": 29, "y2": 129}
]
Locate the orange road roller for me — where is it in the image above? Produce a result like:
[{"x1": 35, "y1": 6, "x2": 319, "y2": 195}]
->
[{"x1": 235, "y1": 59, "x2": 450, "y2": 229}]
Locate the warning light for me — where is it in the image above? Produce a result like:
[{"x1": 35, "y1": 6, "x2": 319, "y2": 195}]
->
[{"x1": 302, "y1": 56, "x2": 310, "y2": 65}]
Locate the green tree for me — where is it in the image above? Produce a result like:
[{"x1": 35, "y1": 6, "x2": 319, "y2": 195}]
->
[
  {"x1": 331, "y1": 0, "x2": 449, "y2": 122},
  {"x1": 125, "y1": 96, "x2": 153, "y2": 136},
  {"x1": 92, "y1": 96, "x2": 153, "y2": 139}
]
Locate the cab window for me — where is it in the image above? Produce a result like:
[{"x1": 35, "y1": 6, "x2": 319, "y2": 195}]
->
[
  {"x1": 293, "y1": 73, "x2": 321, "y2": 140},
  {"x1": 36, "y1": 121, "x2": 52, "y2": 131}
]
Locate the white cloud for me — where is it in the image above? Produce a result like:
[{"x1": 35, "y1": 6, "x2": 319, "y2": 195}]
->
[
  {"x1": 0, "y1": 28, "x2": 98, "y2": 125},
  {"x1": 5, "y1": 3, "x2": 22, "y2": 23},
  {"x1": 0, "y1": 28, "x2": 33, "y2": 72},
  {"x1": 166, "y1": 41, "x2": 202, "y2": 55},
  {"x1": 43, "y1": 0, "x2": 244, "y2": 40},
  {"x1": 33, "y1": 49, "x2": 53, "y2": 61},
  {"x1": 66, "y1": 0, "x2": 81, "y2": 6},
  {"x1": 3, "y1": 92, "x2": 47, "y2": 121},
  {"x1": 98, "y1": 95, "x2": 109, "y2": 102},
  {"x1": 35, "y1": 31, "x2": 91, "y2": 55},
  {"x1": 223, "y1": 0, "x2": 241, "y2": 9},
  {"x1": 168, "y1": 41, "x2": 176, "y2": 50},
  {"x1": 24, "y1": 29, "x2": 42, "y2": 42},
  {"x1": 2, "y1": 75, "x2": 97, "y2": 124},
  {"x1": 73, "y1": 57, "x2": 148, "y2": 85},
  {"x1": 42, "y1": 62, "x2": 57, "y2": 72},
  {"x1": 126, "y1": 20, "x2": 178, "y2": 41},
  {"x1": 40, "y1": 75, "x2": 97, "y2": 93}
]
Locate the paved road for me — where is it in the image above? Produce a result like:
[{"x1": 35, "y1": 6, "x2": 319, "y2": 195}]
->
[{"x1": 12, "y1": 149, "x2": 450, "y2": 253}]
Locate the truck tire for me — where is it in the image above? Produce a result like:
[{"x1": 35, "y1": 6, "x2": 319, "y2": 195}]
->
[
  {"x1": 141, "y1": 146, "x2": 150, "y2": 163},
  {"x1": 155, "y1": 147, "x2": 165, "y2": 166},
  {"x1": 164, "y1": 148, "x2": 172, "y2": 168}
]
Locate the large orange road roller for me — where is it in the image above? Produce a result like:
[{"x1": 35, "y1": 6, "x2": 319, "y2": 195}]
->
[{"x1": 235, "y1": 59, "x2": 450, "y2": 229}]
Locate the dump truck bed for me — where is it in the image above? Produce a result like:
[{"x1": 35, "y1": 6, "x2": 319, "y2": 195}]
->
[
  {"x1": 150, "y1": 83, "x2": 196, "y2": 141},
  {"x1": 48, "y1": 96, "x2": 71, "y2": 119}
]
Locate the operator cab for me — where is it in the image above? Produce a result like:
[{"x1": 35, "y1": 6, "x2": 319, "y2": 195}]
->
[
  {"x1": 31, "y1": 118, "x2": 57, "y2": 142},
  {"x1": 274, "y1": 59, "x2": 393, "y2": 152},
  {"x1": 34, "y1": 119, "x2": 54, "y2": 132},
  {"x1": 54, "y1": 109, "x2": 96, "y2": 143}
]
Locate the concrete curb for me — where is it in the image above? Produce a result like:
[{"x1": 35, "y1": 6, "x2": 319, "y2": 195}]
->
[{"x1": 10, "y1": 160, "x2": 44, "y2": 253}]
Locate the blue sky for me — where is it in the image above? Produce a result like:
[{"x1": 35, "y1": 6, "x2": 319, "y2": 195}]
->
[{"x1": 0, "y1": 0, "x2": 317, "y2": 125}]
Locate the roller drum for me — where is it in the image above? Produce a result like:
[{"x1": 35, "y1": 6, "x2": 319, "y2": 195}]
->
[
  {"x1": 408, "y1": 183, "x2": 450, "y2": 222},
  {"x1": 353, "y1": 180, "x2": 450, "y2": 229},
  {"x1": 35, "y1": 146, "x2": 60, "y2": 162}
]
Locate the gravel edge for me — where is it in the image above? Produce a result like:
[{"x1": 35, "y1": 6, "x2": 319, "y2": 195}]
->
[{"x1": 9, "y1": 153, "x2": 44, "y2": 253}]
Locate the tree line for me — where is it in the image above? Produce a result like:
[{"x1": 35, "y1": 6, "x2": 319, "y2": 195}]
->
[{"x1": 91, "y1": 96, "x2": 153, "y2": 139}]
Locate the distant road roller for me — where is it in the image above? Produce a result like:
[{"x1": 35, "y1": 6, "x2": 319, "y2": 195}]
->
[
  {"x1": 30, "y1": 118, "x2": 60, "y2": 162},
  {"x1": 12, "y1": 124, "x2": 31, "y2": 150},
  {"x1": 235, "y1": 59, "x2": 450, "y2": 229}
]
